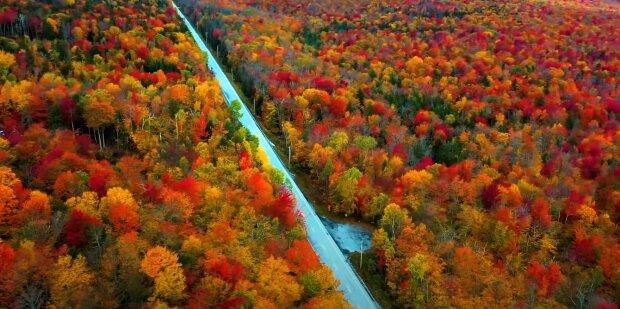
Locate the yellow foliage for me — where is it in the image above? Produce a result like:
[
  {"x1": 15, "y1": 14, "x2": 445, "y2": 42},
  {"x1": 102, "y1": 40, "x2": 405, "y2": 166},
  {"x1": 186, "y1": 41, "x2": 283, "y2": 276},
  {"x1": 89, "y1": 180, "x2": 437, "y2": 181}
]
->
[
  {"x1": 257, "y1": 257, "x2": 302, "y2": 307},
  {"x1": 0, "y1": 166, "x2": 19, "y2": 187},
  {"x1": 66, "y1": 191, "x2": 101, "y2": 218},
  {"x1": 83, "y1": 89, "x2": 115, "y2": 128},
  {"x1": 0, "y1": 80, "x2": 33, "y2": 111},
  {"x1": 577, "y1": 205, "x2": 597, "y2": 224},
  {"x1": 406, "y1": 56, "x2": 424, "y2": 73},
  {"x1": 153, "y1": 265, "x2": 187, "y2": 302},
  {"x1": 49, "y1": 255, "x2": 94, "y2": 308},
  {"x1": 194, "y1": 80, "x2": 223, "y2": 110},
  {"x1": 549, "y1": 67, "x2": 564, "y2": 79},
  {"x1": 161, "y1": 189, "x2": 194, "y2": 220},
  {"x1": 401, "y1": 169, "x2": 433, "y2": 191},
  {"x1": 0, "y1": 50, "x2": 15, "y2": 70},
  {"x1": 101, "y1": 187, "x2": 137, "y2": 211},
  {"x1": 256, "y1": 147, "x2": 271, "y2": 168},
  {"x1": 500, "y1": 184, "x2": 523, "y2": 207},
  {"x1": 181, "y1": 235, "x2": 203, "y2": 256},
  {"x1": 46, "y1": 18, "x2": 59, "y2": 33},
  {"x1": 141, "y1": 246, "x2": 180, "y2": 278}
]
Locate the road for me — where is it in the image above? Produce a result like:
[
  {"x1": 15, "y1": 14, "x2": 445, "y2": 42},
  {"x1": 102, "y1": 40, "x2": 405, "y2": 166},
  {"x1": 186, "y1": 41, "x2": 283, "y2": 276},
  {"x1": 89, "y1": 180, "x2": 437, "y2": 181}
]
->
[{"x1": 172, "y1": 2, "x2": 379, "y2": 308}]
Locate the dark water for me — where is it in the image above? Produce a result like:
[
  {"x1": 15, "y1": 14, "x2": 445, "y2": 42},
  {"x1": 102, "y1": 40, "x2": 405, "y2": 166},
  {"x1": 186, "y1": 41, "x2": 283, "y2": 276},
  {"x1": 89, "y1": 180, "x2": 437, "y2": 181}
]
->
[{"x1": 320, "y1": 216, "x2": 373, "y2": 254}]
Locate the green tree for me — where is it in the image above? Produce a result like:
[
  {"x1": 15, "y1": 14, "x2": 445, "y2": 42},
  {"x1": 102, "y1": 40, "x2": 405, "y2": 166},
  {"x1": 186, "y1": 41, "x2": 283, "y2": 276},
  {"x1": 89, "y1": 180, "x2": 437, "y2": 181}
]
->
[
  {"x1": 380, "y1": 203, "x2": 409, "y2": 238},
  {"x1": 332, "y1": 167, "x2": 362, "y2": 215}
]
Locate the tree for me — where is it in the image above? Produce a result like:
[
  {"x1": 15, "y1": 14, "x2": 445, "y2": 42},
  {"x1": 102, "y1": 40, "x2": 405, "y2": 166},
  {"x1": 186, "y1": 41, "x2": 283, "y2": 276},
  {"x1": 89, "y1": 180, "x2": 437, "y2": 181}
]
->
[
  {"x1": 268, "y1": 189, "x2": 296, "y2": 228},
  {"x1": 49, "y1": 255, "x2": 95, "y2": 308},
  {"x1": 62, "y1": 209, "x2": 101, "y2": 247},
  {"x1": 257, "y1": 257, "x2": 302, "y2": 307},
  {"x1": 531, "y1": 198, "x2": 552, "y2": 228},
  {"x1": 380, "y1": 203, "x2": 409, "y2": 238},
  {"x1": 286, "y1": 240, "x2": 320, "y2": 272},
  {"x1": 16, "y1": 190, "x2": 51, "y2": 225},
  {"x1": 526, "y1": 261, "x2": 563, "y2": 298},
  {"x1": 153, "y1": 264, "x2": 187, "y2": 303},
  {"x1": 0, "y1": 184, "x2": 18, "y2": 226},
  {"x1": 0, "y1": 243, "x2": 15, "y2": 304},
  {"x1": 65, "y1": 191, "x2": 100, "y2": 218},
  {"x1": 101, "y1": 187, "x2": 138, "y2": 214},
  {"x1": 140, "y1": 246, "x2": 180, "y2": 279},
  {"x1": 332, "y1": 167, "x2": 362, "y2": 215},
  {"x1": 328, "y1": 131, "x2": 349, "y2": 153},
  {"x1": 109, "y1": 203, "x2": 140, "y2": 234},
  {"x1": 83, "y1": 89, "x2": 115, "y2": 149}
]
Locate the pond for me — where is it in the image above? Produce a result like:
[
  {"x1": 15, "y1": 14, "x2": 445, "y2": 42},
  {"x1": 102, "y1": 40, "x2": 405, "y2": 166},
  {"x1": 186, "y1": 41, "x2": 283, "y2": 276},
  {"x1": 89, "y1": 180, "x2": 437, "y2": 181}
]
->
[{"x1": 320, "y1": 216, "x2": 373, "y2": 254}]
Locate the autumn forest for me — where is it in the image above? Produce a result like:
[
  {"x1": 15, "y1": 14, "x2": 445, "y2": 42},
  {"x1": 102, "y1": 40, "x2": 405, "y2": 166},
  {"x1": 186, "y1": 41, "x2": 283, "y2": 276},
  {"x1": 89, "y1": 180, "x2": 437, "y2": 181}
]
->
[{"x1": 0, "y1": 0, "x2": 619, "y2": 308}]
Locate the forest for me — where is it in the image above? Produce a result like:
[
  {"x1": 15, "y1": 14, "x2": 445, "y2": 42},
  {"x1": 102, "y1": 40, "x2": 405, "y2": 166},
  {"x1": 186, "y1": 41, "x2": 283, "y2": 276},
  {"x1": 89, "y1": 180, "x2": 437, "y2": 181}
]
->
[
  {"x1": 0, "y1": 0, "x2": 349, "y2": 307},
  {"x1": 174, "y1": 0, "x2": 620, "y2": 307}
]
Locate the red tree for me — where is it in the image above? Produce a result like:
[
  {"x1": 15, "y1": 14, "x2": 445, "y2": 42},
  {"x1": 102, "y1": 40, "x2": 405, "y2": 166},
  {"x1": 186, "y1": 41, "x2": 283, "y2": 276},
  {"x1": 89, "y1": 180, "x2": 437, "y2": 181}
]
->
[{"x1": 62, "y1": 210, "x2": 101, "y2": 247}]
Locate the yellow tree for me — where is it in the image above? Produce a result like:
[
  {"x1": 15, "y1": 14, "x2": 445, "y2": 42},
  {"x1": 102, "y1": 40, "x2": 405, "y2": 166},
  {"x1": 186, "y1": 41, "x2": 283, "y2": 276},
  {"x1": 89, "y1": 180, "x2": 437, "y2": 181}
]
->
[
  {"x1": 257, "y1": 257, "x2": 302, "y2": 307},
  {"x1": 153, "y1": 264, "x2": 187, "y2": 303},
  {"x1": 83, "y1": 89, "x2": 116, "y2": 149},
  {"x1": 140, "y1": 246, "x2": 179, "y2": 279},
  {"x1": 49, "y1": 255, "x2": 95, "y2": 308}
]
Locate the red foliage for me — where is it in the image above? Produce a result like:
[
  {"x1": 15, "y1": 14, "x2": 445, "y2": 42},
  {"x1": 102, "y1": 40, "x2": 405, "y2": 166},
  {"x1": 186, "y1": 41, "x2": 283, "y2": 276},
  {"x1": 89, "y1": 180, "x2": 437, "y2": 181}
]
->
[
  {"x1": 270, "y1": 70, "x2": 299, "y2": 84},
  {"x1": 598, "y1": 244, "x2": 620, "y2": 279},
  {"x1": 540, "y1": 158, "x2": 556, "y2": 178},
  {"x1": 108, "y1": 203, "x2": 140, "y2": 234},
  {"x1": 218, "y1": 297, "x2": 246, "y2": 309},
  {"x1": 136, "y1": 45, "x2": 149, "y2": 59},
  {"x1": 247, "y1": 172, "x2": 273, "y2": 209},
  {"x1": 88, "y1": 161, "x2": 115, "y2": 197},
  {"x1": 205, "y1": 256, "x2": 244, "y2": 284},
  {"x1": 433, "y1": 124, "x2": 451, "y2": 141},
  {"x1": 285, "y1": 240, "x2": 320, "y2": 272},
  {"x1": 372, "y1": 101, "x2": 389, "y2": 116},
  {"x1": 391, "y1": 143, "x2": 408, "y2": 162},
  {"x1": 415, "y1": 156, "x2": 434, "y2": 170},
  {"x1": 265, "y1": 237, "x2": 288, "y2": 257},
  {"x1": 0, "y1": 243, "x2": 15, "y2": 273},
  {"x1": 59, "y1": 97, "x2": 77, "y2": 124},
  {"x1": 329, "y1": 96, "x2": 348, "y2": 117},
  {"x1": 481, "y1": 181, "x2": 502, "y2": 210},
  {"x1": 571, "y1": 233, "x2": 603, "y2": 265},
  {"x1": 212, "y1": 28, "x2": 222, "y2": 40},
  {"x1": 88, "y1": 174, "x2": 108, "y2": 197},
  {"x1": 143, "y1": 182, "x2": 163, "y2": 203},
  {"x1": 170, "y1": 177, "x2": 202, "y2": 204},
  {"x1": 531, "y1": 198, "x2": 552, "y2": 227},
  {"x1": 596, "y1": 301, "x2": 618, "y2": 309},
  {"x1": 0, "y1": 243, "x2": 15, "y2": 303},
  {"x1": 577, "y1": 140, "x2": 603, "y2": 180},
  {"x1": 239, "y1": 150, "x2": 252, "y2": 170},
  {"x1": 312, "y1": 76, "x2": 337, "y2": 94},
  {"x1": 62, "y1": 210, "x2": 101, "y2": 247},
  {"x1": 526, "y1": 261, "x2": 563, "y2": 297},
  {"x1": 193, "y1": 115, "x2": 207, "y2": 143},
  {"x1": 310, "y1": 123, "x2": 329, "y2": 141},
  {"x1": 563, "y1": 191, "x2": 585, "y2": 220},
  {"x1": 267, "y1": 189, "x2": 297, "y2": 228},
  {"x1": 413, "y1": 110, "x2": 431, "y2": 125}
]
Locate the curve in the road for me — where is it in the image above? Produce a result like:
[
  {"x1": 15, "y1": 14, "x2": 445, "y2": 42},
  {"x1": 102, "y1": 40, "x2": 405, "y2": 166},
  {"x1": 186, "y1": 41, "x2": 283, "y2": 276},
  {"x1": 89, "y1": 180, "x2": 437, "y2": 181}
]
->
[{"x1": 172, "y1": 2, "x2": 379, "y2": 308}]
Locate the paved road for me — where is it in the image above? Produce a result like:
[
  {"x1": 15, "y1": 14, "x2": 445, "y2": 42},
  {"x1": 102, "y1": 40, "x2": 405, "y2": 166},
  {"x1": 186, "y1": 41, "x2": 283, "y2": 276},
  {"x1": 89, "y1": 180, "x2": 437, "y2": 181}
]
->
[{"x1": 172, "y1": 2, "x2": 379, "y2": 308}]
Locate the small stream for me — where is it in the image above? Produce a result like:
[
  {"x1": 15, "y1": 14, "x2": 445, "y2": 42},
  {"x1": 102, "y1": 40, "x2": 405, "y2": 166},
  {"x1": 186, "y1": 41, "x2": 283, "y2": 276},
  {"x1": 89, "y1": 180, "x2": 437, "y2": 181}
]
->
[{"x1": 320, "y1": 216, "x2": 373, "y2": 254}]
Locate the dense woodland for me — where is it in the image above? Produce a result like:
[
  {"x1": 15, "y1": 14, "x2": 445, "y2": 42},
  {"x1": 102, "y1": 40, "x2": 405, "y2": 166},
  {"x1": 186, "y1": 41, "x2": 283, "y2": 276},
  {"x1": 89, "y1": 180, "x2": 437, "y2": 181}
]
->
[
  {"x1": 177, "y1": 0, "x2": 620, "y2": 307},
  {"x1": 0, "y1": 0, "x2": 349, "y2": 307}
]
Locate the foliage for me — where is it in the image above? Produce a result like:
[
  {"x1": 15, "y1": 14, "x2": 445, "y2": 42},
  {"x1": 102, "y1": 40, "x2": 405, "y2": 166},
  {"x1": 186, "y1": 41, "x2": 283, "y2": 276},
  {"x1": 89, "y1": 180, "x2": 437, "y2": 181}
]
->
[
  {"x1": 177, "y1": 0, "x2": 620, "y2": 306},
  {"x1": 0, "y1": 0, "x2": 344, "y2": 307}
]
